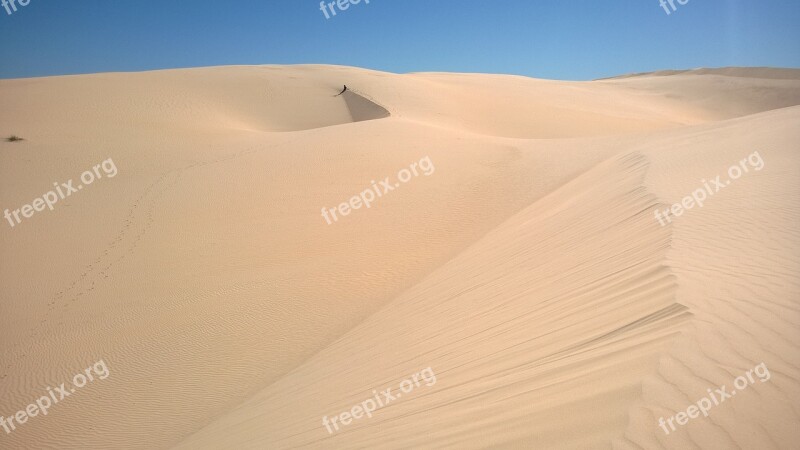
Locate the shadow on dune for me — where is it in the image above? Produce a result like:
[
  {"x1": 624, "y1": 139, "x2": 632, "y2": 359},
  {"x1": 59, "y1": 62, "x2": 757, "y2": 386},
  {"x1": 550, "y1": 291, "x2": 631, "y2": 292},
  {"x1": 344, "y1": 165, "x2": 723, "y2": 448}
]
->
[{"x1": 342, "y1": 89, "x2": 391, "y2": 122}]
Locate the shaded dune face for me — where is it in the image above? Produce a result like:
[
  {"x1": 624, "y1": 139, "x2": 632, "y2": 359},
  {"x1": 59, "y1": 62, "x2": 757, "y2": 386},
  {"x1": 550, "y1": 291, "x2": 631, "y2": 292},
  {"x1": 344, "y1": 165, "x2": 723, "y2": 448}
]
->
[
  {"x1": 248, "y1": 81, "x2": 391, "y2": 131},
  {"x1": 342, "y1": 90, "x2": 391, "y2": 123}
]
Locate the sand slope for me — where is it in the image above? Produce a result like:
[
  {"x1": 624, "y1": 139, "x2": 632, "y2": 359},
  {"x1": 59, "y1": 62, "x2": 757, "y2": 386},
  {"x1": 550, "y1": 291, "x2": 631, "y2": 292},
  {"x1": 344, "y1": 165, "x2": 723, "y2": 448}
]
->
[{"x1": 0, "y1": 66, "x2": 798, "y2": 449}]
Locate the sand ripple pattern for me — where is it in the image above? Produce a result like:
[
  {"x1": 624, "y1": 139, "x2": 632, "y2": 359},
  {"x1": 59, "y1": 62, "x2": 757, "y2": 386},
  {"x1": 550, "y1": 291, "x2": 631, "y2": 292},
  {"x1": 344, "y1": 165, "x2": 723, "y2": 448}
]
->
[{"x1": 176, "y1": 153, "x2": 692, "y2": 449}]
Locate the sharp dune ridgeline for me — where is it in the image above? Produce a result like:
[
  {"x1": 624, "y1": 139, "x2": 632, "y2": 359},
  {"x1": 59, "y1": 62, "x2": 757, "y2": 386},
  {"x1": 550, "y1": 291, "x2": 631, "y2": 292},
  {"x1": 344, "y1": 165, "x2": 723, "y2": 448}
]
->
[{"x1": 1, "y1": 65, "x2": 799, "y2": 449}]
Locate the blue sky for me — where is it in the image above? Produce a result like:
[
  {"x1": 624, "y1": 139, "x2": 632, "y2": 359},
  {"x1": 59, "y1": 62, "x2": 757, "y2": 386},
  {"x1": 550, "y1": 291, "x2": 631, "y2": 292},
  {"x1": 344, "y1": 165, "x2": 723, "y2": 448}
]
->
[{"x1": 0, "y1": 0, "x2": 798, "y2": 80}]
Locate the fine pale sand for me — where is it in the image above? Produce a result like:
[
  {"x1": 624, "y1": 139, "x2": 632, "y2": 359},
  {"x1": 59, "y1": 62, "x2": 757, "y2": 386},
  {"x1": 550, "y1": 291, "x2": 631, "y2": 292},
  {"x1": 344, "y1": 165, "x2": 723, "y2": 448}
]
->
[{"x1": 0, "y1": 65, "x2": 798, "y2": 449}]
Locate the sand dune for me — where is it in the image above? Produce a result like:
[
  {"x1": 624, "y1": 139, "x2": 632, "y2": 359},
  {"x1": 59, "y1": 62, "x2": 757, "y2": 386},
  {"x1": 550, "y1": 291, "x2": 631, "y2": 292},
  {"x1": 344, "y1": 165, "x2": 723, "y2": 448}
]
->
[
  {"x1": 175, "y1": 151, "x2": 688, "y2": 449},
  {"x1": 0, "y1": 66, "x2": 798, "y2": 449},
  {"x1": 603, "y1": 67, "x2": 800, "y2": 81}
]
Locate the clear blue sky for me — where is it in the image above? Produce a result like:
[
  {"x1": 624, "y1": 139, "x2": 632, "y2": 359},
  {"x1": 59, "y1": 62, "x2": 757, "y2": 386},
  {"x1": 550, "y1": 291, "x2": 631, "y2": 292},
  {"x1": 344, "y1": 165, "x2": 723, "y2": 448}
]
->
[{"x1": 1, "y1": 0, "x2": 798, "y2": 80}]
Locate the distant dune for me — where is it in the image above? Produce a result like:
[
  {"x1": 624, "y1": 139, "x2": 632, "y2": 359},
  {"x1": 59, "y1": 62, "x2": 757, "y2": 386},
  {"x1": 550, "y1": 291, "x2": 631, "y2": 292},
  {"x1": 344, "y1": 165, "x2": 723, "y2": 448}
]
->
[
  {"x1": 0, "y1": 65, "x2": 798, "y2": 449},
  {"x1": 598, "y1": 66, "x2": 800, "y2": 80}
]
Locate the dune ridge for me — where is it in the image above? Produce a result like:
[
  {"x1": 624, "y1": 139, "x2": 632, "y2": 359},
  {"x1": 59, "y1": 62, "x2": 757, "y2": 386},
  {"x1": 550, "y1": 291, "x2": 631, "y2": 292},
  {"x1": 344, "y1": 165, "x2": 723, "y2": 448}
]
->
[{"x1": 175, "y1": 151, "x2": 692, "y2": 449}]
